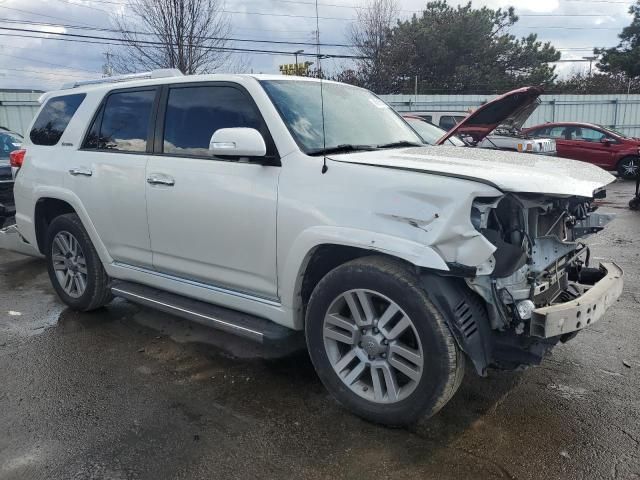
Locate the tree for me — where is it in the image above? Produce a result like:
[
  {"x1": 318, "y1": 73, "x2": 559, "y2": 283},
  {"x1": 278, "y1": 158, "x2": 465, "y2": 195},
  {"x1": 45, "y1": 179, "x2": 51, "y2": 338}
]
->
[
  {"x1": 596, "y1": 1, "x2": 640, "y2": 78},
  {"x1": 342, "y1": 1, "x2": 560, "y2": 94},
  {"x1": 348, "y1": 0, "x2": 399, "y2": 92},
  {"x1": 112, "y1": 0, "x2": 233, "y2": 74},
  {"x1": 553, "y1": 71, "x2": 640, "y2": 94}
]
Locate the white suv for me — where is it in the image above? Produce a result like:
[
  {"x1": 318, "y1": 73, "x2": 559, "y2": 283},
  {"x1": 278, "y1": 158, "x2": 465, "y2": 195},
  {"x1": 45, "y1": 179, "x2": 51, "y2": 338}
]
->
[{"x1": 1, "y1": 71, "x2": 623, "y2": 425}]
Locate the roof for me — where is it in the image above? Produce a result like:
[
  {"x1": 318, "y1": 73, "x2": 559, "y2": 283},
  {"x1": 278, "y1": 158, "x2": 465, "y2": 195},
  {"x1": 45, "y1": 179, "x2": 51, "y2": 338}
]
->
[
  {"x1": 41, "y1": 72, "x2": 352, "y2": 104},
  {"x1": 526, "y1": 121, "x2": 604, "y2": 129}
]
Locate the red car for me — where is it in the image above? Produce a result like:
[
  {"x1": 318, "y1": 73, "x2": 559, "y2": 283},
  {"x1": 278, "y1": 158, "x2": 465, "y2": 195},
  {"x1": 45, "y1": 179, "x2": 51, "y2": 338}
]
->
[{"x1": 523, "y1": 122, "x2": 640, "y2": 178}]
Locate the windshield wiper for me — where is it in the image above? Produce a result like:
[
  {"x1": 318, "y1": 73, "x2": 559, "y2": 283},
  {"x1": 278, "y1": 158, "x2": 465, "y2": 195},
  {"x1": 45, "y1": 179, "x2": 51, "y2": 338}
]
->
[
  {"x1": 376, "y1": 140, "x2": 423, "y2": 149},
  {"x1": 307, "y1": 144, "x2": 378, "y2": 156}
]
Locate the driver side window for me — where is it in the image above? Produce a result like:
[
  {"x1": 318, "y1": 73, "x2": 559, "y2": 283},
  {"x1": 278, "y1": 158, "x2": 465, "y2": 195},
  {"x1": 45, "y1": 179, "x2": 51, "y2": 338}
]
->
[
  {"x1": 162, "y1": 85, "x2": 276, "y2": 159},
  {"x1": 573, "y1": 128, "x2": 610, "y2": 143}
]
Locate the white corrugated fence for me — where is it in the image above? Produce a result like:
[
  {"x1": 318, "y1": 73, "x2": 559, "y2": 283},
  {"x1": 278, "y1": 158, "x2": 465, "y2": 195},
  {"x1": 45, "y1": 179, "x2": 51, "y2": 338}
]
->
[
  {"x1": 381, "y1": 94, "x2": 640, "y2": 137},
  {"x1": 0, "y1": 91, "x2": 42, "y2": 136},
  {"x1": 2, "y1": 89, "x2": 640, "y2": 138}
]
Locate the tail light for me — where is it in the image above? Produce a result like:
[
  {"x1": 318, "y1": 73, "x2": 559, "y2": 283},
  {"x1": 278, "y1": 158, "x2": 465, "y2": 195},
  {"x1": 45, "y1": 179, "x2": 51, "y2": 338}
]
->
[{"x1": 9, "y1": 149, "x2": 26, "y2": 168}]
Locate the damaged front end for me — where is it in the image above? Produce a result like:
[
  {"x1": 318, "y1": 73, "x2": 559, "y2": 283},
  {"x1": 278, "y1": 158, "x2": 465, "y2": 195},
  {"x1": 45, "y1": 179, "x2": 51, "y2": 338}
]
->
[{"x1": 433, "y1": 191, "x2": 623, "y2": 374}]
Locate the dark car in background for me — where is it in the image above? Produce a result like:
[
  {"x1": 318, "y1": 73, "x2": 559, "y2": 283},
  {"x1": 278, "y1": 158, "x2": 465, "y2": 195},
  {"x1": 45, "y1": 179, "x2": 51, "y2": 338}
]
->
[
  {"x1": 0, "y1": 127, "x2": 21, "y2": 225},
  {"x1": 524, "y1": 122, "x2": 640, "y2": 178}
]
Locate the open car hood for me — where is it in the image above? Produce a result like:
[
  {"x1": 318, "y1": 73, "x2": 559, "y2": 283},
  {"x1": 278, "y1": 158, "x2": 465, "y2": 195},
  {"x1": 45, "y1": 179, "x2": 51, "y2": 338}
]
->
[{"x1": 436, "y1": 86, "x2": 543, "y2": 145}]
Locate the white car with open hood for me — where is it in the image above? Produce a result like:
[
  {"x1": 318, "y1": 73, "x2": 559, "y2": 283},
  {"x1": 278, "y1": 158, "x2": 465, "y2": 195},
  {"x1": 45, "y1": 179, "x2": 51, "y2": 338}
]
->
[
  {"x1": 0, "y1": 71, "x2": 623, "y2": 425},
  {"x1": 406, "y1": 87, "x2": 557, "y2": 155}
]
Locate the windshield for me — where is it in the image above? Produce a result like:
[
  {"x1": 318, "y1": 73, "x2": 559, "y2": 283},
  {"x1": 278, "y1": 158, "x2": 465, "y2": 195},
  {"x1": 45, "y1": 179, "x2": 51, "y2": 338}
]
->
[
  {"x1": 261, "y1": 80, "x2": 421, "y2": 154},
  {"x1": 600, "y1": 125, "x2": 630, "y2": 139},
  {"x1": 0, "y1": 131, "x2": 22, "y2": 160},
  {"x1": 404, "y1": 117, "x2": 465, "y2": 146}
]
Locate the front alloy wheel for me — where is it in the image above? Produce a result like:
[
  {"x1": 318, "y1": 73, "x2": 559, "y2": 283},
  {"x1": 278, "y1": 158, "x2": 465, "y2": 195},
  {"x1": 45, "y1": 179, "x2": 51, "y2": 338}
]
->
[
  {"x1": 324, "y1": 289, "x2": 423, "y2": 403},
  {"x1": 306, "y1": 256, "x2": 465, "y2": 425}
]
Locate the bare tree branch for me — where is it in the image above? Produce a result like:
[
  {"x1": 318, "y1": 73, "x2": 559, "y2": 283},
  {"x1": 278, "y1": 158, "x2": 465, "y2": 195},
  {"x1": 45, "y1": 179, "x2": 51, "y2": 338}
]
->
[
  {"x1": 348, "y1": 0, "x2": 399, "y2": 92},
  {"x1": 112, "y1": 0, "x2": 232, "y2": 74}
]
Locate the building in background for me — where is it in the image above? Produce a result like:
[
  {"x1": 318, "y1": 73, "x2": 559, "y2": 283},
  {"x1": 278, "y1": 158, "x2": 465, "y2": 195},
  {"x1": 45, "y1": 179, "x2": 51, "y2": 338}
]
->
[{"x1": 0, "y1": 89, "x2": 43, "y2": 136}]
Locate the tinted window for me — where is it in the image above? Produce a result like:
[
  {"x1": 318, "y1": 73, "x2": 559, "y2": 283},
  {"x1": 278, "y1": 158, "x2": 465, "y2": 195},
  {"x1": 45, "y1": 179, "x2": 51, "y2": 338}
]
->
[
  {"x1": 163, "y1": 86, "x2": 271, "y2": 158},
  {"x1": 439, "y1": 115, "x2": 464, "y2": 130},
  {"x1": 0, "y1": 132, "x2": 22, "y2": 159},
  {"x1": 30, "y1": 93, "x2": 85, "y2": 146},
  {"x1": 86, "y1": 90, "x2": 155, "y2": 152}
]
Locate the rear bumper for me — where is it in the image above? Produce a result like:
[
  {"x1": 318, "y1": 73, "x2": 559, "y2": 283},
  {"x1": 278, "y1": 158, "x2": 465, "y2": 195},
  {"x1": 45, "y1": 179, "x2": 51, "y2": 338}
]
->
[
  {"x1": 530, "y1": 262, "x2": 623, "y2": 338},
  {"x1": 0, "y1": 224, "x2": 42, "y2": 257}
]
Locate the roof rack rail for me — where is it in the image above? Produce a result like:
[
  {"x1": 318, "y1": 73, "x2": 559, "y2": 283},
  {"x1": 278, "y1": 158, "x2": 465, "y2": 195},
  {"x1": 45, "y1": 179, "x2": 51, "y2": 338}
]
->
[{"x1": 61, "y1": 68, "x2": 184, "y2": 89}]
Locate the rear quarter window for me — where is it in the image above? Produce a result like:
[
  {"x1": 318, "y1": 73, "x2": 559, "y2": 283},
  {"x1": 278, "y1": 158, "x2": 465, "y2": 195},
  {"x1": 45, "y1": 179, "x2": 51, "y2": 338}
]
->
[{"x1": 29, "y1": 93, "x2": 86, "y2": 146}]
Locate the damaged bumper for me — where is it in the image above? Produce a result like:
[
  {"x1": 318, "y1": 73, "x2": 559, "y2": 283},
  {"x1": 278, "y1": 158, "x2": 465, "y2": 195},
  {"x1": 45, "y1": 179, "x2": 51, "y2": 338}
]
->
[
  {"x1": 0, "y1": 224, "x2": 42, "y2": 257},
  {"x1": 530, "y1": 262, "x2": 623, "y2": 338}
]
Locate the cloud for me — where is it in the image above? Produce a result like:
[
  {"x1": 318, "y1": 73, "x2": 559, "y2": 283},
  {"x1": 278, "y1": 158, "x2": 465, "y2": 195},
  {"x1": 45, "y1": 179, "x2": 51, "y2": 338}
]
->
[{"x1": 0, "y1": 0, "x2": 634, "y2": 90}]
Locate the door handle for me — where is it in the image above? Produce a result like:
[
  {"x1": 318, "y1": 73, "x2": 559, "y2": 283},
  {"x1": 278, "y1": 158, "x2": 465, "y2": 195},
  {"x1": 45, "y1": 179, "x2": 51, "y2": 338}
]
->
[
  {"x1": 147, "y1": 174, "x2": 175, "y2": 186},
  {"x1": 69, "y1": 167, "x2": 92, "y2": 177}
]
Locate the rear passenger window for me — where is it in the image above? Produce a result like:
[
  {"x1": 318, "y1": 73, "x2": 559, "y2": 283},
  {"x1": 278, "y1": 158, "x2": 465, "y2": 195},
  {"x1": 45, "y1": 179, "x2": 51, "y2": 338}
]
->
[
  {"x1": 162, "y1": 86, "x2": 273, "y2": 158},
  {"x1": 30, "y1": 93, "x2": 86, "y2": 146},
  {"x1": 84, "y1": 89, "x2": 155, "y2": 152}
]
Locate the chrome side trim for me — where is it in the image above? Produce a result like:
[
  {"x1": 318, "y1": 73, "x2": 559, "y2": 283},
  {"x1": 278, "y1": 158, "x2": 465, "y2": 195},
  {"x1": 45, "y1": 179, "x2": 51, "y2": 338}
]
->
[
  {"x1": 112, "y1": 262, "x2": 281, "y2": 306},
  {"x1": 112, "y1": 286, "x2": 264, "y2": 342}
]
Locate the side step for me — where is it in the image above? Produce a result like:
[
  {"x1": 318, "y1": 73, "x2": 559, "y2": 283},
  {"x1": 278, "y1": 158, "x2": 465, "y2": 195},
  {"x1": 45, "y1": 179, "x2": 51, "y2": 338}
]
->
[{"x1": 111, "y1": 281, "x2": 301, "y2": 348}]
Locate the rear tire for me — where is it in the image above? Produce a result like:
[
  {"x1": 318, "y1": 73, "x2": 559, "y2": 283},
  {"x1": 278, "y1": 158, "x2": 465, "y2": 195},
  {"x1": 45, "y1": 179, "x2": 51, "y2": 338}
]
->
[
  {"x1": 617, "y1": 156, "x2": 640, "y2": 179},
  {"x1": 46, "y1": 213, "x2": 112, "y2": 311},
  {"x1": 305, "y1": 255, "x2": 464, "y2": 426}
]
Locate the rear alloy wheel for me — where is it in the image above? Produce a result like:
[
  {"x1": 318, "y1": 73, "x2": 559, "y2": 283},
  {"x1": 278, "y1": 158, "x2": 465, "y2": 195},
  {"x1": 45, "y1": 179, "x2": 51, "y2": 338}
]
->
[
  {"x1": 46, "y1": 213, "x2": 112, "y2": 311},
  {"x1": 617, "y1": 156, "x2": 640, "y2": 179},
  {"x1": 306, "y1": 256, "x2": 465, "y2": 425},
  {"x1": 51, "y1": 231, "x2": 88, "y2": 299}
]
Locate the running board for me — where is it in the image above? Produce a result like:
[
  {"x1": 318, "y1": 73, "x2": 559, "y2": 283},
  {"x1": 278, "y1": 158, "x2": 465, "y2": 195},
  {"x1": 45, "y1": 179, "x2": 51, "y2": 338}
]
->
[{"x1": 111, "y1": 281, "x2": 301, "y2": 348}]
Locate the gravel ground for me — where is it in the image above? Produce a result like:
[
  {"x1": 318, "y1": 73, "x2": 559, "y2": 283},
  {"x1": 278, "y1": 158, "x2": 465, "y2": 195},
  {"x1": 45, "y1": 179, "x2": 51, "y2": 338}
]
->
[{"x1": 0, "y1": 179, "x2": 638, "y2": 480}]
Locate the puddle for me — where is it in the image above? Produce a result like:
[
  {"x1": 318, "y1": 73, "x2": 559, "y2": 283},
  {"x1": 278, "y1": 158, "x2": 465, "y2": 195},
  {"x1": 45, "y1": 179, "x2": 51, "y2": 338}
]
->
[{"x1": 547, "y1": 383, "x2": 588, "y2": 400}]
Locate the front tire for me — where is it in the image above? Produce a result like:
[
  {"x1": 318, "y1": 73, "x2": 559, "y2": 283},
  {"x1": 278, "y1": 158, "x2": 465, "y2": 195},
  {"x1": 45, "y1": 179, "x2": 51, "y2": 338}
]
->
[
  {"x1": 46, "y1": 213, "x2": 112, "y2": 311},
  {"x1": 617, "y1": 156, "x2": 640, "y2": 179},
  {"x1": 305, "y1": 256, "x2": 464, "y2": 426}
]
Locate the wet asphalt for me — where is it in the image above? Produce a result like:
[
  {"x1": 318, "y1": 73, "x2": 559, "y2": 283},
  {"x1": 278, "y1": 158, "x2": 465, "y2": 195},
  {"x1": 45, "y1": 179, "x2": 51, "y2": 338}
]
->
[{"x1": 0, "y1": 179, "x2": 639, "y2": 480}]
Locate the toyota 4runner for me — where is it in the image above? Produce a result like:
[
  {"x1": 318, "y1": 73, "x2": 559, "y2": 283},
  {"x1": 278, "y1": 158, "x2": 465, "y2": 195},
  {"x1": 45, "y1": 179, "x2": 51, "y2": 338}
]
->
[{"x1": 0, "y1": 71, "x2": 623, "y2": 425}]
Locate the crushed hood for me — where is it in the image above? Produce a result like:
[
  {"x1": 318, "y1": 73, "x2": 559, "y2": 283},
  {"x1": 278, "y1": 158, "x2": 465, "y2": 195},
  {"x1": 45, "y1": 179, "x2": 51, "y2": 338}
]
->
[
  {"x1": 436, "y1": 86, "x2": 543, "y2": 145},
  {"x1": 329, "y1": 145, "x2": 615, "y2": 198}
]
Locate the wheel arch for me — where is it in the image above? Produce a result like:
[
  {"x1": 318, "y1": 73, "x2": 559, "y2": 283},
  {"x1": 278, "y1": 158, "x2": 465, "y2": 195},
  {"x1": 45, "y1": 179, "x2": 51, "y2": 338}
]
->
[
  {"x1": 32, "y1": 191, "x2": 112, "y2": 265},
  {"x1": 283, "y1": 227, "x2": 450, "y2": 330}
]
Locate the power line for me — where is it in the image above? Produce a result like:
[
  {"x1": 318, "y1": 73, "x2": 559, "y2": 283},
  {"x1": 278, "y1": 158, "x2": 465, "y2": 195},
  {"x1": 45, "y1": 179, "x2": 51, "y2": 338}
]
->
[
  {"x1": 0, "y1": 66, "x2": 92, "y2": 78},
  {"x1": 0, "y1": 26, "x2": 365, "y2": 58},
  {"x1": 0, "y1": 18, "x2": 355, "y2": 48},
  {"x1": 0, "y1": 4, "x2": 106, "y2": 29},
  {"x1": 0, "y1": 49, "x2": 101, "y2": 73}
]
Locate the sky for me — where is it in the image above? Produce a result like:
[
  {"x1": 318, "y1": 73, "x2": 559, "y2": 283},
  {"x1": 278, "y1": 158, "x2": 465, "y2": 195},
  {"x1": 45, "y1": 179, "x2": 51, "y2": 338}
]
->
[{"x1": 0, "y1": 0, "x2": 634, "y2": 91}]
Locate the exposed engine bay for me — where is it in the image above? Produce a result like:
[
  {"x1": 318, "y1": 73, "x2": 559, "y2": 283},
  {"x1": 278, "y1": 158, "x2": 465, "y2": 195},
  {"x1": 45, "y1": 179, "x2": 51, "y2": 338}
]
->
[{"x1": 467, "y1": 192, "x2": 615, "y2": 335}]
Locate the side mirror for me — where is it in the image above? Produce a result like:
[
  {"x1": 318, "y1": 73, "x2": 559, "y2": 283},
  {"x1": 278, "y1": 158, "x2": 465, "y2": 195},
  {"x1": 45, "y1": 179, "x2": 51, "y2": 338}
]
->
[
  {"x1": 600, "y1": 138, "x2": 612, "y2": 146},
  {"x1": 209, "y1": 128, "x2": 266, "y2": 157}
]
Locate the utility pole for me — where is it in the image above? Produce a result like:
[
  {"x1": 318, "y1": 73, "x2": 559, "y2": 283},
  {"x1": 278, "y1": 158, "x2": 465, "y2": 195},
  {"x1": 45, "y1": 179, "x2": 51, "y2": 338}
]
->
[
  {"x1": 414, "y1": 75, "x2": 418, "y2": 102},
  {"x1": 102, "y1": 52, "x2": 113, "y2": 77},
  {"x1": 294, "y1": 50, "x2": 304, "y2": 75},
  {"x1": 582, "y1": 56, "x2": 597, "y2": 76}
]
